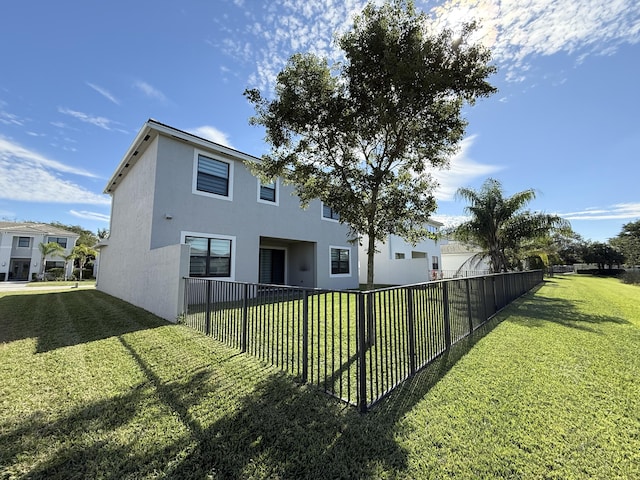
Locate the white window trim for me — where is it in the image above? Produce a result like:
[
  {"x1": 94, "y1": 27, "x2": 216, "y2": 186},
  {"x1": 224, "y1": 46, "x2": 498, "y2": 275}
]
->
[
  {"x1": 256, "y1": 178, "x2": 279, "y2": 206},
  {"x1": 192, "y1": 149, "x2": 234, "y2": 201},
  {"x1": 181, "y1": 231, "x2": 236, "y2": 280},
  {"x1": 329, "y1": 245, "x2": 352, "y2": 278},
  {"x1": 321, "y1": 202, "x2": 340, "y2": 222}
]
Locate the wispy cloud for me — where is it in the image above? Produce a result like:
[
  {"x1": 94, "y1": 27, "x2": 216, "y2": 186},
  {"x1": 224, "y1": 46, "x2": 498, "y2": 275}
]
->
[
  {"x1": 70, "y1": 210, "x2": 110, "y2": 222},
  {"x1": 233, "y1": 0, "x2": 368, "y2": 92},
  {"x1": 58, "y1": 107, "x2": 126, "y2": 133},
  {"x1": 432, "y1": 135, "x2": 503, "y2": 201},
  {"x1": 86, "y1": 82, "x2": 120, "y2": 105},
  {"x1": 431, "y1": 0, "x2": 640, "y2": 81},
  {"x1": 236, "y1": 0, "x2": 640, "y2": 91},
  {"x1": 0, "y1": 100, "x2": 25, "y2": 126},
  {"x1": 188, "y1": 126, "x2": 234, "y2": 148},
  {"x1": 558, "y1": 203, "x2": 640, "y2": 221},
  {"x1": 0, "y1": 137, "x2": 109, "y2": 205},
  {"x1": 133, "y1": 80, "x2": 167, "y2": 102}
]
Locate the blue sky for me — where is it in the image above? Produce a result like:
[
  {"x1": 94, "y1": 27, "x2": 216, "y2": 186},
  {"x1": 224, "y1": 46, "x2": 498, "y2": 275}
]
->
[{"x1": 1, "y1": 0, "x2": 639, "y2": 242}]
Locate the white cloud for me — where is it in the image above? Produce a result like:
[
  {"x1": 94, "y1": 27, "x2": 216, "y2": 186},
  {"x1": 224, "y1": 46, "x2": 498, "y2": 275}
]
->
[
  {"x1": 70, "y1": 210, "x2": 110, "y2": 222},
  {"x1": 0, "y1": 137, "x2": 97, "y2": 178},
  {"x1": 432, "y1": 135, "x2": 503, "y2": 201},
  {"x1": 0, "y1": 137, "x2": 109, "y2": 205},
  {"x1": 431, "y1": 213, "x2": 469, "y2": 230},
  {"x1": 58, "y1": 107, "x2": 126, "y2": 133},
  {"x1": 237, "y1": 0, "x2": 639, "y2": 91},
  {"x1": 235, "y1": 0, "x2": 369, "y2": 92},
  {"x1": 188, "y1": 126, "x2": 234, "y2": 148},
  {"x1": 133, "y1": 80, "x2": 167, "y2": 102},
  {"x1": 558, "y1": 203, "x2": 640, "y2": 220},
  {"x1": 86, "y1": 82, "x2": 120, "y2": 105},
  {"x1": 430, "y1": 0, "x2": 640, "y2": 81}
]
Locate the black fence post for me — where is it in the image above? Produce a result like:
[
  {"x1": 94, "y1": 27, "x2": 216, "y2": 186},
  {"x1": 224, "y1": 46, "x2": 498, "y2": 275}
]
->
[
  {"x1": 205, "y1": 279, "x2": 211, "y2": 336},
  {"x1": 442, "y1": 281, "x2": 452, "y2": 350},
  {"x1": 406, "y1": 287, "x2": 416, "y2": 376},
  {"x1": 366, "y1": 291, "x2": 375, "y2": 347},
  {"x1": 241, "y1": 283, "x2": 249, "y2": 353},
  {"x1": 302, "y1": 290, "x2": 309, "y2": 383},
  {"x1": 357, "y1": 292, "x2": 368, "y2": 413}
]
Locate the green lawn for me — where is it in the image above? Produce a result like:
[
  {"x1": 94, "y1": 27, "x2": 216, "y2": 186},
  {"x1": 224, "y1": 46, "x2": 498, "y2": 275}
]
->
[{"x1": 1, "y1": 276, "x2": 638, "y2": 479}]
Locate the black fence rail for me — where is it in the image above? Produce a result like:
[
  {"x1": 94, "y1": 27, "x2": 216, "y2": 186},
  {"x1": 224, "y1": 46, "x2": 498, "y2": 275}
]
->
[{"x1": 183, "y1": 270, "x2": 543, "y2": 412}]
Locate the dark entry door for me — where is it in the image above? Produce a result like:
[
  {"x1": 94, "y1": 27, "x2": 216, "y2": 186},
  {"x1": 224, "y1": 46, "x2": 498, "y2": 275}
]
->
[{"x1": 259, "y1": 248, "x2": 285, "y2": 285}]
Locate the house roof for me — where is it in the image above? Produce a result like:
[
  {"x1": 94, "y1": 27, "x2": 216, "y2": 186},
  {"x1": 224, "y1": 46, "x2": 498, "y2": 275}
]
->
[
  {"x1": 104, "y1": 119, "x2": 261, "y2": 194},
  {"x1": 440, "y1": 241, "x2": 482, "y2": 254},
  {"x1": 0, "y1": 222, "x2": 81, "y2": 238}
]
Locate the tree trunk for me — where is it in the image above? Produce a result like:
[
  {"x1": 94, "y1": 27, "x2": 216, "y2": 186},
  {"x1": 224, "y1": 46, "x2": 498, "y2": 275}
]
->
[{"x1": 366, "y1": 230, "x2": 376, "y2": 290}]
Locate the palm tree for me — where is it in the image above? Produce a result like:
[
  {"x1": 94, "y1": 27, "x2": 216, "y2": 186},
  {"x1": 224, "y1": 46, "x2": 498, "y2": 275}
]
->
[
  {"x1": 62, "y1": 252, "x2": 76, "y2": 281},
  {"x1": 453, "y1": 178, "x2": 568, "y2": 273},
  {"x1": 38, "y1": 242, "x2": 65, "y2": 280},
  {"x1": 72, "y1": 244, "x2": 97, "y2": 280}
]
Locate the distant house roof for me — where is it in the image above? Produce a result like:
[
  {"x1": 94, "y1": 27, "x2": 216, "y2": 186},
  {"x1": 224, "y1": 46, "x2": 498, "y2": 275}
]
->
[
  {"x1": 440, "y1": 241, "x2": 482, "y2": 254},
  {"x1": 104, "y1": 119, "x2": 261, "y2": 194},
  {"x1": 0, "y1": 222, "x2": 80, "y2": 238}
]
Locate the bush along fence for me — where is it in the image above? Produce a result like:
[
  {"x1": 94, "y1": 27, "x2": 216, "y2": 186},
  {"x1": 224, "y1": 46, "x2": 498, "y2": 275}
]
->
[{"x1": 182, "y1": 270, "x2": 543, "y2": 412}]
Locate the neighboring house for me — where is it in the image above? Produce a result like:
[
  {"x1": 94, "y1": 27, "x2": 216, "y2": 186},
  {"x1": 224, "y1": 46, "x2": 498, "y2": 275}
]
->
[
  {"x1": 0, "y1": 222, "x2": 80, "y2": 281},
  {"x1": 96, "y1": 119, "x2": 359, "y2": 321},
  {"x1": 358, "y1": 220, "x2": 446, "y2": 286},
  {"x1": 440, "y1": 240, "x2": 491, "y2": 277}
]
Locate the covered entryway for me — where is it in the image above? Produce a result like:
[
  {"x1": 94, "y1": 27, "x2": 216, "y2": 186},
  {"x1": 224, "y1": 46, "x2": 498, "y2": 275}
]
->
[{"x1": 258, "y1": 237, "x2": 316, "y2": 288}]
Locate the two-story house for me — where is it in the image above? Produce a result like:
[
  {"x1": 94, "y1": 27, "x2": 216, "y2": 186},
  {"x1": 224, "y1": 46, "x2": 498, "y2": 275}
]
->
[
  {"x1": 96, "y1": 119, "x2": 359, "y2": 321},
  {"x1": 0, "y1": 222, "x2": 80, "y2": 281},
  {"x1": 358, "y1": 220, "x2": 446, "y2": 286}
]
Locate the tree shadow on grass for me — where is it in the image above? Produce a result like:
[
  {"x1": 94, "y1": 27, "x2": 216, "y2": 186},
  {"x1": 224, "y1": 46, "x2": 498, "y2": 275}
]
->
[
  {"x1": 0, "y1": 290, "x2": 166, "y2": 353},
  {"x1": 505, "y1": 293, "x2": 629, "y2": 333},
  {"x1": 2, "y1": 289, "x2": 551, "y2": 479}
]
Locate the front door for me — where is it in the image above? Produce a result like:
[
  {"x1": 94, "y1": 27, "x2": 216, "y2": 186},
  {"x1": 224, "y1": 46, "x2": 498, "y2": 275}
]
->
[
  {"x1": 259, "y1": 248, "x2": 285, "y2": 285},
  {"x1": 9, "y1": 259, "x2": 31, "y2": 280}
]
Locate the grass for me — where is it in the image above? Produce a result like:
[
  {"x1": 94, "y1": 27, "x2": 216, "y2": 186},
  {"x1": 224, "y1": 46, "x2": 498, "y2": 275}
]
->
[{"x1": 1, "y1": 275, "x2": 639, "y2": 479}]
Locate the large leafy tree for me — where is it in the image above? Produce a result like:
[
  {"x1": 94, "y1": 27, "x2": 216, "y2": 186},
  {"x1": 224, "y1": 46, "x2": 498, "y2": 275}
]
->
[
  {"x1": 244, "y1": 0, "x2": 496, "y2": 288},
  {"x1": 583, "y1": 241, "x2": 625, "y2": 270},
  {"x1": 610, "y1": 220, "x2": 640, "y2": 266},
  {"x1": 453, "y1": 178, "x2": 568, "y2": 273}
]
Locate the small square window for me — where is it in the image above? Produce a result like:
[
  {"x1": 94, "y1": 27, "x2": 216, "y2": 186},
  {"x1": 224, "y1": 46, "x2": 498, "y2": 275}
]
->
[
  {"x1": 259, "y1": 181, "x2": 276, "y2": 202},
  {"x1": 395, "y1": 253, "x2": 405, "y2": 259},
  {"x1": 18, "y1": 237, "x2": 30, "y2": 248},
  {"x1": 322, "y1": 204, "x2": 340, "y2": 221}
]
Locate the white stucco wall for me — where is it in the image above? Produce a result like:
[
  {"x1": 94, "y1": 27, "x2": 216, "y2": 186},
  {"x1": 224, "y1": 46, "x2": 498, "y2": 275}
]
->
[
  {"x1": 98, "y1": 137, "x2": 190, "y2": 321},
  {"x1": 359, "y1": 233, "x2": 445, "y2": 285}
]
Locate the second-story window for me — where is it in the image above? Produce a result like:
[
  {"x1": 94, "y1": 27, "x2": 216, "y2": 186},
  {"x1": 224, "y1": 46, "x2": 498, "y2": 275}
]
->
[
  {"x1": 259, "y1": 181, "x2": 276, "y2": 202},
  {"x1": 47, "y1": 236, "x2": 68, "y2": 248},
  {"x1": 18, "y1": 237, "x2": 30, "y2": 248},
  {"x1": 322, "y1": 203, "x2": 340, "y2": 221},
  {"x1": 196, "y1": 154, "x2": 229, "y2": 197}
]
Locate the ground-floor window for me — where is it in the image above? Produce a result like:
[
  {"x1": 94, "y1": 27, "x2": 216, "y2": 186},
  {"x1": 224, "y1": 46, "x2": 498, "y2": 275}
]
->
[
  {"x1": 330, "y1": 247, "x2": 351, "y2": 276},
  {"x1": 185, "y1": 236, "x2": 232, "y2": 277}
]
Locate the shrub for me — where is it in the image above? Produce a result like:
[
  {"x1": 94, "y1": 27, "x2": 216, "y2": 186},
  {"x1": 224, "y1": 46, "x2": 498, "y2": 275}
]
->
[
  {"x1": 46, "y1": 268, "x2": 66, "y2": 280},
  {"x1": 73, "y1": 268, "x2": 94, "y2": 280},
  {"x1": 621, "y1": 270, "x2": 640, "y2": 285},
  {"x1": 576, "y1": 268, "x2": 625, "y2": 277}
]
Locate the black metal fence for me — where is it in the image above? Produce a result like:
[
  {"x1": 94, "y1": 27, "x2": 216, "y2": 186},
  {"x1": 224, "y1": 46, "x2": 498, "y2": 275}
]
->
[{"x1": 182, "y1": 270, "x2": 543, "y2": 412}]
